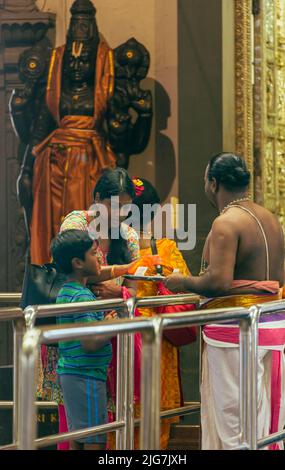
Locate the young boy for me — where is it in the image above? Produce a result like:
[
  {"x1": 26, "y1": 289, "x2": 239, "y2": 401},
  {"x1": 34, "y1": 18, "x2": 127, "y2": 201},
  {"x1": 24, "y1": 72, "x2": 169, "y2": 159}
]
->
[{"x1": 51, "y1": 229, "x2": 115, "y2": 450}]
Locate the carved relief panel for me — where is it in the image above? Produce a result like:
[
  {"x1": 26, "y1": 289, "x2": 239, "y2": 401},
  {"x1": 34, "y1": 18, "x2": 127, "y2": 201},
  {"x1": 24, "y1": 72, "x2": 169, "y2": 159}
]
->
[
  {"x1": 235, "y1": 0, "x2": 254, "y2": 188},
  {"x1": 235, "y1": 0, "x2": 285, "y2": 228},
  {"x1": 253, "y1": 0, "x2": 285, "y2": 227}
]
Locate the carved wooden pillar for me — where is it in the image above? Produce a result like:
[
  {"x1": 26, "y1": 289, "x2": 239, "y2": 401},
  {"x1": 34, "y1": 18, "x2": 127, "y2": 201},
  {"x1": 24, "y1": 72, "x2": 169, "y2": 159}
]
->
[{"x1": 0, "y1": 0, "x2": 55, "y2": 364}]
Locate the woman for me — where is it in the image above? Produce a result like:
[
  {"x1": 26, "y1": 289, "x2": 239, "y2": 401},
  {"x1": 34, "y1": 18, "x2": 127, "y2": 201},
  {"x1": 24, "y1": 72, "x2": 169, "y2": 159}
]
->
[
  {"x1": 131, "y1": 177, "x2": 192, "y2": 449},
  {"x1": 38, "y1": 168, "x2": 157, "y2": 449}
]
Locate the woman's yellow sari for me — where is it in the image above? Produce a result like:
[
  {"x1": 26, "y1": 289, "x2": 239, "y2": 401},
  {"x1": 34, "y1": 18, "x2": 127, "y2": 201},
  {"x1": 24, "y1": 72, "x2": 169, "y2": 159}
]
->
[{"x1": 134, "y1": 238, "x2": 191, "y2": 449}]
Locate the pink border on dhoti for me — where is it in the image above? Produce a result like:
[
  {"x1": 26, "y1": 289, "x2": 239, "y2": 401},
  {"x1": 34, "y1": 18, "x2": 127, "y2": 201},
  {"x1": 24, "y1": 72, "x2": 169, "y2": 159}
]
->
[{"x1": 204, "y1": 325, "x2": 285, "y2": 451}]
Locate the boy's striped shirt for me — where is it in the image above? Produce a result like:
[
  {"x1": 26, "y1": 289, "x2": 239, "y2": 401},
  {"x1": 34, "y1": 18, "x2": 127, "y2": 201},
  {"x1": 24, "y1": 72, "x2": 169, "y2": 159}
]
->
[{"x1": 56, "y1": 282, "x2": 112, "y2": 381}]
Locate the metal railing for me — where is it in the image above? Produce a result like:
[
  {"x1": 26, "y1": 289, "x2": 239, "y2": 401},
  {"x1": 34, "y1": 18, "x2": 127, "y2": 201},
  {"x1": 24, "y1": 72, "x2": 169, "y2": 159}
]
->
[
  {"x1": 0, "y1": 293, "x2": 200, "y2": 449},
  {"x1": 0, "y1": 293, "x2": 25, "y2": 446},
  {"x1": 17, "y1": 299, "x2": 253, "y2": 450},
  {"x1": 2, "y1": 294, "x2": 285, "y2": 450},
  {"x1": 0, "y1": 293, "x2": 22, "y2": 304},
  {"x1": 238, "y1": 300, "x2": 285, "y2": 450}
]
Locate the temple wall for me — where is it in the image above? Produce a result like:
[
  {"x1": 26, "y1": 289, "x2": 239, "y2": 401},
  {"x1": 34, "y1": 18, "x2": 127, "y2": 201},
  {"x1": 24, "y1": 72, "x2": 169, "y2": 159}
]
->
[
  {"x1": 0, "y1": 0, "x2": 236, "y2": 434},
  {"x1": 38, "y1": 0, "x2": 179, "y2": 203}
]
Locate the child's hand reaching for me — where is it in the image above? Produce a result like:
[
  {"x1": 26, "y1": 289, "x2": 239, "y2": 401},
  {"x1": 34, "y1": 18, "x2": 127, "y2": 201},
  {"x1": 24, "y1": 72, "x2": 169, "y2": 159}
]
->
[{"x1": 105, "y1": 310, "x2": 118, "y2": 321}]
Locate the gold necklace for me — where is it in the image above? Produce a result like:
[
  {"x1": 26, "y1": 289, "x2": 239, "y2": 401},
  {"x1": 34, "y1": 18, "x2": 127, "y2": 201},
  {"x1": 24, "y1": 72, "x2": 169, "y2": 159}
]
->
[{"x1": 220, "y1": 197, "x2": 251, "y2": 215}]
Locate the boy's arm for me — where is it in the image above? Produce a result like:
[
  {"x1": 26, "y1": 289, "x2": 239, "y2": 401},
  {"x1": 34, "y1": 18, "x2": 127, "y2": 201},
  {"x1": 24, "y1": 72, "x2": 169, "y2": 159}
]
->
[
  {"x1": 82, "y1": 311, "x2": 117, "y2": 352},
  {"x1": 80, "y1": 313, "x2": 116, "y2": 352},
  {"x1": 82, "y1": 313, "x2": 117, "y2": 352},
  {"x1": 71, "y1": 291, "x2": 115, "y2": 352},
  {"x1": 82, "y1": 334, "x2": 114, "y2": 353}
]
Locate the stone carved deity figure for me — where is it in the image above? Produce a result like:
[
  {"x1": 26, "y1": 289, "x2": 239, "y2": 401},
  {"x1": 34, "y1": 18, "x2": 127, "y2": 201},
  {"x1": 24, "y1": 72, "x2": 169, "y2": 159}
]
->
[{"x1": 10, "y1": 0, "x2": 153, "y2": 265}]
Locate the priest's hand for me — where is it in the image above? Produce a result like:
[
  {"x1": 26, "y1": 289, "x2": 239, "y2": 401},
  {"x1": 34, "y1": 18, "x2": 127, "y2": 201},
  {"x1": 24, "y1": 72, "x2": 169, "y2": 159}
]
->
[
  {"x1": 164, "y1": 274, "x2": 189, "y2": 293},
  {"x1": 91, "y1": 281, "x2": 122, "y2": 300}
]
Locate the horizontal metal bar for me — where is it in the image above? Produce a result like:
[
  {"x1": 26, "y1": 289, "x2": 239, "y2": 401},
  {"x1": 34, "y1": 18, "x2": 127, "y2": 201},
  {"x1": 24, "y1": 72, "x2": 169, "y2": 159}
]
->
[
  {"x1": 258, "y1": 300, "x2": 285, "y2": 316},
  {"x1": 0, "y1": 401, "x2": 57, "y2": 409},
  {"x1": 257, "y1": 429, "x2": 285, "y2": 449},
  {"x1": 135, "y1": 404, "x2": 201, "y2": 425},
  {"x1": 1, "y1": 296, "x2": 285, "y2": 324},
  {"x1": 28, "y1": 295, "x2": 200, "y2": 322},
  {"x1": 0, "y1": 307, "x2": 23, "y2": 321},
  {"x1": 232, "y1": 443, "x2": 250, "y2": 450},
  {"x1": 161, "y1": 307, "x2": 250, "y2": 328},
  {"x1": 0, "y1": 401, "x2": 200, "y2": 421},
  {"x1": 136, "y1": 294, "x2": 200, "y2": 308},
  {"x1": 0, "y1": 293, "x2": 21, "y2": 304},
  {"x1": 41, "y1": 317, "x2": 155, "y2": 343},
  {"x1": 30, "y1": 298, "x2": 127, "y2": 319},
  {"x1": 28, "y1": 295, "x2": 247, "y2": 323},
  {"x1": 35, "y1": 420, "x2": 125, "y2": 448},
  {"x1": 0, "y1": 444, "x2": 18, "y2": 451},
  {"x1": 5, "y1": 427, "x2": 285, "y2": 451},
  {"x1": 41, "y1": 307, "x2": 250, "y2": 344},
  {"x1": 160, "y1": 404, "x2": 200, "y2": 419}
]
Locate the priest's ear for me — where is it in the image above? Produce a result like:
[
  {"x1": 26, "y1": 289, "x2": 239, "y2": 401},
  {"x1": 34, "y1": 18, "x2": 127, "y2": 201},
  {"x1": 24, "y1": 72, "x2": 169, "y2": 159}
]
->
[{"x1": 209, "y1": 177, "x2": 219, "y2": 194}]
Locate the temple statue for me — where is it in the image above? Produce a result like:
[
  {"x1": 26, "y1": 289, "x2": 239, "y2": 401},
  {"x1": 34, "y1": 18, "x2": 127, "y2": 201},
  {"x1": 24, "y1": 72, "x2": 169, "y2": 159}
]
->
[{"x1": 10, "y1": 0, "x2": 153, "y2": 265}]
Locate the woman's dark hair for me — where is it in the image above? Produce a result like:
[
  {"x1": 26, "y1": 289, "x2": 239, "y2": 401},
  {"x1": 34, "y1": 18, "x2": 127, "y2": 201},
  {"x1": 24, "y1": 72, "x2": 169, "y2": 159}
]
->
[
  {"x1": 132, "y1": 178, "x2": 161, "y2": 227},
  {"x1": 208, "y1": 153, "x2": 250, "y2": 191},
  {"x1": 51, "y1": 229, "x2": 93, "y2": 274},
  {"x1": 93, "y1": 167, "x2": 136, "y2": 201},
  {"x1": 93, "y1": 168, "x2": 136, "y2": 265}
]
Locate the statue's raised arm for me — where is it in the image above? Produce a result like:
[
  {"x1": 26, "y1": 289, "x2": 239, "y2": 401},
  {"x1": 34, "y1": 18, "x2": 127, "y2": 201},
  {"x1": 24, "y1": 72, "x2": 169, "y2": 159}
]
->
[
  {"x1": 10, "y1": 39, "x2": 56, "y2": 233},
  {"x1": 106, "y1": 38, "x2": 153, "y2": 169}
]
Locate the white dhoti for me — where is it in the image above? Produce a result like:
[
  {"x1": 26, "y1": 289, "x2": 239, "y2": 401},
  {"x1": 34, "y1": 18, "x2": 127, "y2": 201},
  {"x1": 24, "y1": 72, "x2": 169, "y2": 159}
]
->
[{"x1": 201, "y1": 344, "x2": 285, "y2": 450}]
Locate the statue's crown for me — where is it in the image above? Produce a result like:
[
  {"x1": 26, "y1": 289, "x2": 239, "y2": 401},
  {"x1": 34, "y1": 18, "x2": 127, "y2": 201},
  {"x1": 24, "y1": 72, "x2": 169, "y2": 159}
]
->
[
  {"x1": 67, "y1": 0, "x2": 99, "y2": 50},
  {"x1": 70, "y1": 0, "x2": 96, "y2": 16}
]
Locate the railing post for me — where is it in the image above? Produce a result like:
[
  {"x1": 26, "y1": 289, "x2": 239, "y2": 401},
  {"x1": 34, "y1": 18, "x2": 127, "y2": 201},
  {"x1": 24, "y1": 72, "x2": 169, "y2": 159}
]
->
[
  {"x1": 198, "y1": 326, "x2": 203, "y2": 449},
  {"x1": 116, "y1": 332, "x2": 127, "y2": 450},
  {"x1": 239, "y1": 306, "x2": 259, "y2": 451},
  {"x1": 18, "y1": 328, "x2": 41, "y2": 450},
  {"x1": 12, "y1": 317, "x2": 25, "y2": 446},
  {"x1": 23, "y1": 306, "x2": 38, "y2": 329},
  {"x1": 125, "y1": 297, "x2": 136, "y2": 450},
  {"x1": 140, "y1": 318, "x2": 162, "y2": 450},
  {"x1": 116, "y1": 297, "x2": 136, "y2": 450},
  {"x1": 248, "y1": 305, "x2": 260, "y2": 450},
  {"x1": 239, "y1": 317, "x2": 250, "y2": 448}
]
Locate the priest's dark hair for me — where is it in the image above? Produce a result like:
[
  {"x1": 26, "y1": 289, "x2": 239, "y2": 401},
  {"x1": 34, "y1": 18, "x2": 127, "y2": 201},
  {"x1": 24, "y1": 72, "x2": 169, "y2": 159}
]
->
[{"x1": 208, "y1": 152, "x2": 251, "y2": 191}]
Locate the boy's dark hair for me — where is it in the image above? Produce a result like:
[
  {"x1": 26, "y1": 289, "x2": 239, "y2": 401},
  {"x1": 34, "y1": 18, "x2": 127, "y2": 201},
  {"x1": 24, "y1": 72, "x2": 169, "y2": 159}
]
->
[
  {"x1": 51, "y1": 230, "x2": 94, "y2": 274},
  {"x1": 208, "y1": 153, "x2": 250, "y2": 191}
]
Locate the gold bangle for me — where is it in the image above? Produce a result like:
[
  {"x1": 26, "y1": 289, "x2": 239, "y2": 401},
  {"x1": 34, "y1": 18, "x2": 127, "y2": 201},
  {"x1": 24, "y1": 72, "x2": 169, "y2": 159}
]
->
[{"x1": 111, "y1": 265, "x2": 116, "y2": 279}]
